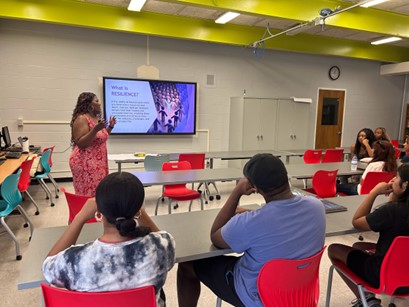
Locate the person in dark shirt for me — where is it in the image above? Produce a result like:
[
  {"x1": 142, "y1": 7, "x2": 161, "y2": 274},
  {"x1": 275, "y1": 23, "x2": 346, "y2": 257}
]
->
[{"x1": 328, "y1": 163, "x2": 409, "y2": 306}]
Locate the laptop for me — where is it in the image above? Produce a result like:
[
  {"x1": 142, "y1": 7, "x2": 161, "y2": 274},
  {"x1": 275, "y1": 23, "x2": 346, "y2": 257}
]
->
[{"x1": 321, "y1": 199, "x2": 348, "y2": 214}]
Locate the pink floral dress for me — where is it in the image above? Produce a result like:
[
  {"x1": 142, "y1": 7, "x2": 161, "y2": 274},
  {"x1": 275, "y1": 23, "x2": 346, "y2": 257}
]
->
[{"x1": 69, "y1": 115, "x2": 109, "y2": 196}]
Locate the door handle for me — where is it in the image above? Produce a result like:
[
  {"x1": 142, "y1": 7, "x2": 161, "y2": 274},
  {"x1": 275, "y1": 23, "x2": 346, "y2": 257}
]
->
[{"x1": 337, "y1": 131, "x2": 342, "y2": 135}]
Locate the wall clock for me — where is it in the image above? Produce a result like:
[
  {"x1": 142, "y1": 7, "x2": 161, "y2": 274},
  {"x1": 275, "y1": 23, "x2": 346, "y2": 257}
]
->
[{"x1": 329, "y1": 66, "x2": 340, "y2": 80}]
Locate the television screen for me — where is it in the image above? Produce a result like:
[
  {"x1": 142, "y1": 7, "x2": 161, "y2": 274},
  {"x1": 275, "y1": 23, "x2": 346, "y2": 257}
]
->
[{"x1": 103, "y1": 77, "x2": 197, "y2": 135}]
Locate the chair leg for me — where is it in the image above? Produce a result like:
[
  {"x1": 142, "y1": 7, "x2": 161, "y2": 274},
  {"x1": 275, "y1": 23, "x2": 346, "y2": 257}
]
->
[
  {"x1": 197, "y1": 182, "x2": 209, "y2": 204},
  {"x1": 24, "y1": 191, "x2": 40, "y2": 215},
  {"x1": 47, "y1": 173, "x2": 60, "y2": 198},
  {"x1": 199, "y1": 197, "x2": 204, "y2": 211},
  {"x1": 168, "y1": 199, "x2": 172, "y2": 215},
  {"x1": 38, "y1": 179, "x2": 54, "y2": 207},
  {"x1": 216, "y1": 297, "x2": 222, "y2": 307},
  {"x1": 188, "y1": 200, "x2": 193, "y2": 212},
  {"x1": 17, "y1": 205, "x2": 33, "y2": 240},
  {"x1": 155, "y1": 197, "x2": 162, "y2": 216},
  {"x1": 325, "y1": 265, "x2": 335, "y2": 307},
  {"x1": 0, "y1": 217, "x2": 22, "y2": 260},
  {"x1": 209, "y1": 181, "x2": 221, "y2": 200},
  {"x1": 357, "y1": 285, "x2": 369, "y2": 307}
]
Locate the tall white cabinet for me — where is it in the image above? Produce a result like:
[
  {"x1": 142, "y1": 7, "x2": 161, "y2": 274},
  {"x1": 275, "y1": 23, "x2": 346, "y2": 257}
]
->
[{"x1": 229, "y1": 97, "x2": 311, "y2": 158}]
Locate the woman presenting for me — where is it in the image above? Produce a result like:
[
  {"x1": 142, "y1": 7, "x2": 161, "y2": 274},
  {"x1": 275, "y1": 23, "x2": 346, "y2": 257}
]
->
[{"x1": 69, "y1": 92, "x2": 116, "y2": 196}]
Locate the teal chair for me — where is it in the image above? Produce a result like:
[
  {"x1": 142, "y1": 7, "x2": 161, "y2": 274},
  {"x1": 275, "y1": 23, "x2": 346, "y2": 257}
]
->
[
  {"x1": 33, "y1": 149, "x2": 55, "y2": 207},
  {"x1": 0, "y1": 169, "x2": 34, "y2": 260},
  {"x1": 144, "y1": 154, "x2": 170, "y2": 171}
]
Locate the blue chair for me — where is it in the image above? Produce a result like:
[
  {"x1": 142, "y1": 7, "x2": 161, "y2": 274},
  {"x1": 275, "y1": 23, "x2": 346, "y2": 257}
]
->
[
  {"x1": 0, "y1": 169, "x2": 34, "y2": 260},
  {"x1": 33, "y1": 149, "x2": 55, "y2": 207}
]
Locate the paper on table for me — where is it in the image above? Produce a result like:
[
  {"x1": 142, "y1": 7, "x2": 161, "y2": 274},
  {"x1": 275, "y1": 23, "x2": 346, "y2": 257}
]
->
[
  {"x1": 108, "y1": 153, "x2": 158, "y2": 161},
  {"x1": 108, "y1": 154, "x2": 141, "y2": 161}
]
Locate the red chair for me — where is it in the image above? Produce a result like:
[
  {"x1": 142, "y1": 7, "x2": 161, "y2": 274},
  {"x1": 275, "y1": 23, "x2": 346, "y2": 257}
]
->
[
  {"x1": 322, "y1": 149, "x2": 344, "y2": 163},
  {"x1": 303, "y1": 150, "x2": 323, "y2": 164},
  {"x1": 325, "y1": 236, "x2": 409, "y2": 307},
  {"x1": 60, "y1": 188, "x2": 96, "y2": 224},
  {"x1": 301, "y1": 150, "x2": 323, "y2": 188},
  {"x1": 18, "y1": 157, "x2": 40, "y2": 215},
  {"x1": 395, "y1": 148, "x2": 402, "y2": 160},
  {"x1": 179, "y1": 153, "x2": 221, "y2": 204},
  {"x1": 42, "y1": 146, "x2": 60, "y2": 199},
  {"x1": 391, "y1": 139, "x2": 399, "y2": 148},
  {"x1": 304, "y1": 170, "x2": 338, "y2": 198},
  {"x1": 360, "y1": 171, "x2": 396, "y2": 195},
  {"x1": 154, "y1": 161, "x2": 204, "y2": 215},
  {"x1": 257, "y1": 247, "x2": 326, "y2": 307},
  {"x1": 41, "y1": 283, "x2": 156, "y2": 307}
]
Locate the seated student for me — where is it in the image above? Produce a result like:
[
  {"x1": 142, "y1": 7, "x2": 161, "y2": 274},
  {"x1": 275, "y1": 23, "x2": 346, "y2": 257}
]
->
[
  {"x1": 350, "y1": 128, "x2": 376, "y2": 160},
  {"x1": 42, "y1": 172, "x2": 175, "y2": 307},
  {"x1": 338, "y1": 140, "x2": 397, "y2": 195},
  {"x1": 328, "y1": 163, "x2": 409, "y2": 306},
  {"x1": 374, "y1": 127, "x2": 391, "y2": 142},
  {"x1": 401, "y1": 135, "x2": 409, "y2": 163},
  {"x1": 177, "y1": 154, "x2": 326, "y2": 307}
]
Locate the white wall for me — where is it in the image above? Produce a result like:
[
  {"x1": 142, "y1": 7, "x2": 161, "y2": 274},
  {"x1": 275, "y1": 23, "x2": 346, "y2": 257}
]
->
[{"x1": 0, "y1": 19, "x2": 405, "y2": 176}]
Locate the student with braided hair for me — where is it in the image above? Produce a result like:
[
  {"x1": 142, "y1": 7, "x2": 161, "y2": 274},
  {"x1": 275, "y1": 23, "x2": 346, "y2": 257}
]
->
[{"x1": 42, "y1": 172, "x2": 175, "y2": 307}]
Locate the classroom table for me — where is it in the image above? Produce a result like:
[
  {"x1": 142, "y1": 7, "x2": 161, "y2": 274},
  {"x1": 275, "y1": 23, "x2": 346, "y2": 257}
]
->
[
  {"x1": 17, "y1": 204, "x2": 258, "y2": 290},
  {"x1": 17, "y1": 194, "x2": 388, "y2": 291},
  {"x1": 0, "y1": 153, "x2": 29, "y2": 183},
  {"x1": 133, "y1": 167, "x2": 243, "y2": 187},
  {"x1": 285, "y1": 161, "x2": 364, "y2": 180},
  {"x1": 109, "y1": 149, "x2": 294, "y2": 171}
]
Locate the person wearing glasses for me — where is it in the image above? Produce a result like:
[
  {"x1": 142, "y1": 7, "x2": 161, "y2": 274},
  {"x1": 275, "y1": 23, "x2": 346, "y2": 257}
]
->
[{"x1": 338, "y1": 140, "x2": 397, "y2": 195}]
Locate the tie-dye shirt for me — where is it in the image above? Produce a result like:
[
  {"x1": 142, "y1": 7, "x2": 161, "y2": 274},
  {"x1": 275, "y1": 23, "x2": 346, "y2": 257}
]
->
[{"x1": 42, "y1": 231, "x2": 175, "y2": 307}]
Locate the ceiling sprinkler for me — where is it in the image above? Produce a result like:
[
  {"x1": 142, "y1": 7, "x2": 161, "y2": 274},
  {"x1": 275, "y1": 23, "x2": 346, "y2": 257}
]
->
[{"x1": 319, "y1": 8, "x2": 333, "y2": 17}]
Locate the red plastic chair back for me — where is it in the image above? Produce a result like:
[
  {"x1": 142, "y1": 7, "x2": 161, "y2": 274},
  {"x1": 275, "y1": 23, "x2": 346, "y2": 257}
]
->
[
  {"x1": 322, "y1": 149, "x2": 344, "y2": 163},
  {"x1": 391, "y1": 139, "x2": 399, "y2": 148},
  {"x1": 42, "y1": 146, "x2": 55, "y2": 167},
  {"x1": 179, "y1": 153, "x2": 205, "y2": 170},
  {"x1": 303, "y1": 150, "x2": 322, "y2": 164},
  {"x1": 380, "y1": 236, "x2": 409, "y2": 295},
  {"x1": 395, "y1": 148, "x2": 402, "y2": 160},
  {"x1": 257, "y1": 247, "x2": 326, "y2": 307},
  {"x1": 162, "y1": 161, "x2": 201, "y2": 200},
  {"x1": 308, "y1": 169, "x2": 338, "y2": 198},
  {"x1": 61, "y1": 188, "x2": 97, "y2": 224},
  {"x1": 360, "y1": 171, "x2": 396, "y2": 195},
  {"x1": 41, "y1": 283, "x2": 156, "y2": 307},
  {"x1": 331, "y1": 237, "x2": 409, "y2": 298},
  {"x1": 18, "y1": 157, "x2": 36, "y2": 192}
]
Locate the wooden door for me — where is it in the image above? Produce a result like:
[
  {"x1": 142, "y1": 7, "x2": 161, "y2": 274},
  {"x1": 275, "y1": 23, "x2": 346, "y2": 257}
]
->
[{"x1": 315, "y1": 89, "x2": 345, "y2": 149}]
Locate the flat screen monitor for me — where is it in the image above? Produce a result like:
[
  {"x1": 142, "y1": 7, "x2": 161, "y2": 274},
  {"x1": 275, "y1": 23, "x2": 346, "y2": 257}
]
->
[
  {"x1": 103, "y1": 77, "x2": 197, "y2": 135},
  {"x1": 2, "y1": 126, "x2": 12, "y2": 148}
]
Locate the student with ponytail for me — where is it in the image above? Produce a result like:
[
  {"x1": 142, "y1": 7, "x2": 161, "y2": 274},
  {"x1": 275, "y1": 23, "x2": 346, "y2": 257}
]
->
[{"x1": 42, "y1": 172, "x2": 175, "y2": 307}]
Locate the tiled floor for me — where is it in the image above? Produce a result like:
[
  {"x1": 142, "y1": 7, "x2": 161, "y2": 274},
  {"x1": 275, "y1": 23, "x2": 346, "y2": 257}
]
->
[{"x1": 1, "y1": 177, "x2": 408, "y2": 306}]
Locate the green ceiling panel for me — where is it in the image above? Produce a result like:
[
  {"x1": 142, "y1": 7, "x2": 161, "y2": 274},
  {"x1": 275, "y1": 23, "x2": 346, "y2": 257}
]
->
[{"x1": 1, "y1": 0, "x2": 408, "y2": 62}]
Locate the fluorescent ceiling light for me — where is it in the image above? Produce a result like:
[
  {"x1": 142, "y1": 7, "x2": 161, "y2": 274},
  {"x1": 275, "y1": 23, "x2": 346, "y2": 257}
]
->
[
  {"x1": 360, "y1": 0, "x2": 389, "y2": 8},
  {"x1": 371, "y1": 37, "x2": 402, "y2": 45},
  {"x1": 215, "y1": 12, "x2": 240, "y2": 24},
  {"x1": 128, "y1": 0, "x2": 147, "y2": 12}
]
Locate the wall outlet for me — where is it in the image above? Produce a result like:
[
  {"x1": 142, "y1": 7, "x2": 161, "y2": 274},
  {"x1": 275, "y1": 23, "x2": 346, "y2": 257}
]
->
[{"x1": 18, "y1": 117, "x2": 24, "y2": 127}]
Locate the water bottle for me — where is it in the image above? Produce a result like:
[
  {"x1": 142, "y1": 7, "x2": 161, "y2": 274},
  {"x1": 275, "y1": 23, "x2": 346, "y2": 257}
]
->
[{"x1": 351, "y1": 154, "x2": 358, "y2": 171}]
